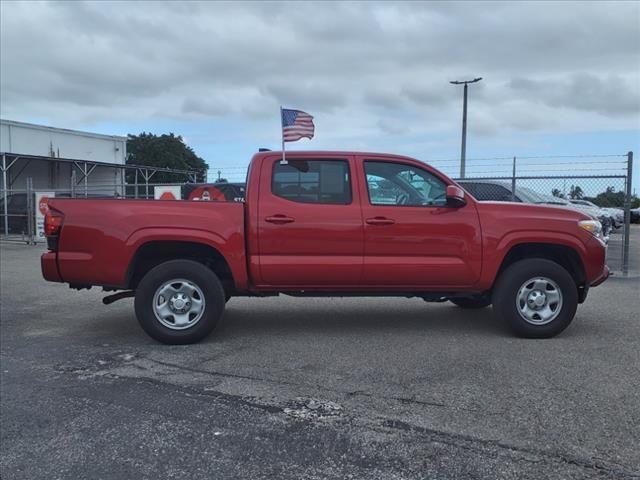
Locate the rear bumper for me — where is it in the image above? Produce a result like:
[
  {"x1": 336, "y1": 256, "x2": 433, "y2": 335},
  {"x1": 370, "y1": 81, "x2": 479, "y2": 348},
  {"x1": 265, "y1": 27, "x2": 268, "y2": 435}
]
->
[{"x1": 41, "y1": 252, "x2": 62, "y2": 282}]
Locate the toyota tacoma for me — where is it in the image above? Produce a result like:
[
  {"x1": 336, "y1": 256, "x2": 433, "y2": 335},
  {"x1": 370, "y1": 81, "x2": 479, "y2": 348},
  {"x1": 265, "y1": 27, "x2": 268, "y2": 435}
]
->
[{"x1": 41, "y1": 151, "x2": 609, "y2": 343}]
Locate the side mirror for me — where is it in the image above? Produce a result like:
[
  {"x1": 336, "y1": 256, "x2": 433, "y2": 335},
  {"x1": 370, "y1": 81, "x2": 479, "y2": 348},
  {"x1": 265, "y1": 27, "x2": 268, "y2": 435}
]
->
[{"x1": 446, "y1": 185, "x2": 467, "y2": 208}]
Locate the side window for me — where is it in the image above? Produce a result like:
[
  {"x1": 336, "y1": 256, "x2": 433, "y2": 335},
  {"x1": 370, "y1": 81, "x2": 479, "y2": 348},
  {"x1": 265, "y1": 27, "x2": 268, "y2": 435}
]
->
[
  {"x1": 272, "y1": 159, "x2": 351, "y2": 204},
  {"x1": 364, "y1": 161, "x2": 446, "y2": 206}
]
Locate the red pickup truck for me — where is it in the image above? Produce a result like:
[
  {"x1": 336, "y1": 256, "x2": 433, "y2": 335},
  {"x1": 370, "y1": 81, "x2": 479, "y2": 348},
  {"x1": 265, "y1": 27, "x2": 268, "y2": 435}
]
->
[{"x1": 41, "y1": 151, "x2": 609, "y2": 344}]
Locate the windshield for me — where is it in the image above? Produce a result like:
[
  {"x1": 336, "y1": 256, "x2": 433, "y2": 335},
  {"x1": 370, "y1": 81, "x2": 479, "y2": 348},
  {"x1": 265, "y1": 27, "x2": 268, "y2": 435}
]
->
[{"x1": 514, "y1": 186, "x2": 548, "y2": 203}]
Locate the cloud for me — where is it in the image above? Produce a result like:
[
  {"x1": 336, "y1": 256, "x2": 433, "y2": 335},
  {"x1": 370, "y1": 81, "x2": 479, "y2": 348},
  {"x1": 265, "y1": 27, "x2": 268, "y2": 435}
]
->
[
  {"x1": 261, "y1": 81, "x2": 348, "y2": 112},
  {"x1": 1, "y1": 0, "x2": 638, "y2": 139},
  {"x1": 509, "y1": 74, "x2": 640, "y2": 117},
  {"x1": 377, "y1": 118, "x2": 406, "y2": 135}
]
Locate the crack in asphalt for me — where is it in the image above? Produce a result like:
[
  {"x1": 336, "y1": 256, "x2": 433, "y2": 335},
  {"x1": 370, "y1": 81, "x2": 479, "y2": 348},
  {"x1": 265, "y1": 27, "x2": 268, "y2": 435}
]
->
[
  {"x1": 145, "y1": 357, "x2": 276, "y2": 383},
  {"x1": 131, "y1": 375, "x2": 285, "y2": 414},
  {"x1": 388, "y1": 395, "x2": 508, "y2": 416},
  {"x1": 145, "y1": 357, "x2": 506, "y2": 416}
]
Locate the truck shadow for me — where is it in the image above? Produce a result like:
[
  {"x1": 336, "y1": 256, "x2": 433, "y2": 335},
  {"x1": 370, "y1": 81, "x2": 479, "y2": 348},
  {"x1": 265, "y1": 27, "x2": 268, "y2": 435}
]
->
[
  {"x1": 69, "y1": 296, "x2": 598, "y2": 346},
  {"x1": 215, "y1": 298, "x2": 511, "y2": 340}
]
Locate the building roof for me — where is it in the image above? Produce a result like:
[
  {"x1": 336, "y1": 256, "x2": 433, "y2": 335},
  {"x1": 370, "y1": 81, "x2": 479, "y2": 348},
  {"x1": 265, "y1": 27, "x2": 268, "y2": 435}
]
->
[{"x1": 0, "y1": 119, "x2": 128, "y2": 142}]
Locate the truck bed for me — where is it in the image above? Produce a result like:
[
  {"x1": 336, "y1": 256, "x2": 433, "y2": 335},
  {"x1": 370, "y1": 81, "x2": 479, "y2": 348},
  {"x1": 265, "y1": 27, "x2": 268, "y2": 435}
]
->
[{"x1": 47, "y1": 198, "x2": 246, "y2": 288}]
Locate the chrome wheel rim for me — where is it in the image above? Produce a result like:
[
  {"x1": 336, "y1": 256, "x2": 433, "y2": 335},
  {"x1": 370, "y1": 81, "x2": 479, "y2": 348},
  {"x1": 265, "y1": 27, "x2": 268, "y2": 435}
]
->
[
  {"x1": 516, "y1": 277, "x2": 563, "y2": 325},
  {"x1": 152, "y1": 278, "x2": 205, "y2": 330}
]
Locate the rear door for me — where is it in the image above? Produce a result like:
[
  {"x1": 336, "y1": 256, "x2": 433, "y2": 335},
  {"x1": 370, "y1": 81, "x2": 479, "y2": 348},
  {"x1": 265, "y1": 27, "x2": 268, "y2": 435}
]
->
[
  {"x1": 256, "y1": 155, "x2": 363, "y2": 287},
  {"x1": 359, "y1": 158, "x2": 482, "y2": 288}
]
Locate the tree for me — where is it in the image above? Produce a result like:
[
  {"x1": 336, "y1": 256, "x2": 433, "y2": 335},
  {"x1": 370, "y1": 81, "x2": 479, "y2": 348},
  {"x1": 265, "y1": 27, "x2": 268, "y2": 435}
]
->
[
  {"x1": 551, "y1": 188, "x2": 565, "y2": 199},
  {"x1": 569, "y1": 185, "x2": 584, "y2": 200},
  {"x1": 126, "y1": 132, "x2": 208, "y2": 183},
  {"x1": 586, "y1": 186, "x2": 639, "y2": 209}
]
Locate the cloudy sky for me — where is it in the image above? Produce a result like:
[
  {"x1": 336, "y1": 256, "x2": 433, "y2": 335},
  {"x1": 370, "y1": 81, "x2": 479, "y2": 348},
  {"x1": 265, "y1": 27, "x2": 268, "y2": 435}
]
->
[{"x1": 1, "y1": 1, "x2": 639, "y2": 186}]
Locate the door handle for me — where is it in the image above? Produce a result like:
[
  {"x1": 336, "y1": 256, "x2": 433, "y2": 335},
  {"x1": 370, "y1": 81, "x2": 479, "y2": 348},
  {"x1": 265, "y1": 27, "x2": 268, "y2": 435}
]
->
[
  {"x1": 265, "y1": 214, "x2": 295, "y2": 224},
  {"x1": 366, "y1": 217, "x2": 395, "y2": 226}
]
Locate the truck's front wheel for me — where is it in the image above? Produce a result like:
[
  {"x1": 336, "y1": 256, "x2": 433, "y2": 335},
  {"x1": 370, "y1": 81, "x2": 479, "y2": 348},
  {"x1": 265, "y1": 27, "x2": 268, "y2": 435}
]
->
[
  {"x1": 134, "y1": 259, "x2": 225, "y2": 344},
  {"x1": 492, "y1": 259, "x2": 578, "y2": 338}
]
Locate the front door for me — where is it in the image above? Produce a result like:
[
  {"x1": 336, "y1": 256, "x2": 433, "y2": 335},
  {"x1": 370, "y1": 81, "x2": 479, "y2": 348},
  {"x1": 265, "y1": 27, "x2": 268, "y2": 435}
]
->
[
  {"x1": 256, "y1": 156, "x2": 364, "y2": 287},
  {"x1": 359, "y1": 158, "x2": 482, "y2": 288}
]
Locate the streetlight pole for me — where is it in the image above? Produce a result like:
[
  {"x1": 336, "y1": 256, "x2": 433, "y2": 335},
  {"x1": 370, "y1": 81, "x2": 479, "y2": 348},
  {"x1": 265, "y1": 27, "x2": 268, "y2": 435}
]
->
[{"x1": 450, "y1": 77, "x2": 482, "y2": 178}]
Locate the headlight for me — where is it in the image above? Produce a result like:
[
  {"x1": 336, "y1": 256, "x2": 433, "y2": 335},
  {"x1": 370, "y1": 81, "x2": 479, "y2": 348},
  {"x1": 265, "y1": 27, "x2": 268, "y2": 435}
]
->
[{"x1": 578, "y1": 219, "x2": 602, "y2": 236}]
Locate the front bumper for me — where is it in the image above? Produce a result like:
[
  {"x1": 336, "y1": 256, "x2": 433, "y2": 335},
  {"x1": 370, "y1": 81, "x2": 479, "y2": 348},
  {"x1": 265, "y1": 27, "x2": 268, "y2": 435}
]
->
[{"x1": 590, "y1": 264, "x2": 610, "y2": 287}]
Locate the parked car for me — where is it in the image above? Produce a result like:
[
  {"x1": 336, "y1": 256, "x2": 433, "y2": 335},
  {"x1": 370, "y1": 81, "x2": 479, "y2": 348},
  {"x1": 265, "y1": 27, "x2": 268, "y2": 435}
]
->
[
  {"x1": 631, "y1": 208, "x2": 640, "y2": 224},
  {"x1": 458, "y1": 180, "x2": 614, "y2": 238},
  {"x1": 569, "y1": 200, "x2": 622, "y2": 229},
  {"x1": 568, "y1": 199, "x2": 603, "y2": 214},
  {"x1": 41, "y1": 151, "x2": 609, "y2": 343},
  {"x1": 602, "y1": 207, "x2": 624, "y2": 227},
  {"x1": 566, "y1": 200, "x2": 615, "y2": 235}
]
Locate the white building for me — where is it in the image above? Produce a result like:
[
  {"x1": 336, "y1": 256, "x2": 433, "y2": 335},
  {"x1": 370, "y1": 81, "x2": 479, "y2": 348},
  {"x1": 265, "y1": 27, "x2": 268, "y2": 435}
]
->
[{"x1": 1, "y1": 119, "x2": 127, "y2": 195}]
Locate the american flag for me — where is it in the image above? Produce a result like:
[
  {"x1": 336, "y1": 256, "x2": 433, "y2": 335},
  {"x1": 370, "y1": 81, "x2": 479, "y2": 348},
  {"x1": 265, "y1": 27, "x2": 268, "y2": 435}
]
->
[{"x1": 281, "y1": 108, "x2": 315, "y2": 142}]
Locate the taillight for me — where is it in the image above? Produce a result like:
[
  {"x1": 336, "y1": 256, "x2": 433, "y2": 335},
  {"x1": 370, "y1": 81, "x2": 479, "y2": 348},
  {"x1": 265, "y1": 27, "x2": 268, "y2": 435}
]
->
[
  {"x1": 44, "y1": 209, "x2": 63, "y2": 251},
  {"x1": 44, "y1": 209, "x2": 64, "y2": 237}
]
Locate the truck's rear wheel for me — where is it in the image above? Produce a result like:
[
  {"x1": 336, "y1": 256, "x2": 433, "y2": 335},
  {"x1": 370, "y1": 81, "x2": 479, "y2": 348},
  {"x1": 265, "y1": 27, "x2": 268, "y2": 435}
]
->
[
  {"x1": 134, "y1": 259, "x2": 225, "y2": 344},
  {"x1": 492, "y1": 259, "x2": 578, "y2": 338}
]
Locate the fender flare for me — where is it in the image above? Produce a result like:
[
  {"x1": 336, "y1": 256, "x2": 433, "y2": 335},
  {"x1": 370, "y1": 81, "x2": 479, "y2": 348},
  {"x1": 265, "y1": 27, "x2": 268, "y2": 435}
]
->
[
  {"x1": 123, "y1": 227, "x2": 248, "y2": 289},
  {"x1": 478, "y1": 230, "x2": 588, "y2": 289}
]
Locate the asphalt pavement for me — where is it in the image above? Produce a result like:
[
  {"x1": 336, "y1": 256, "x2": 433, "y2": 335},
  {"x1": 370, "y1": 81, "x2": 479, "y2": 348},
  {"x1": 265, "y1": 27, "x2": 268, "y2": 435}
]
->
[{"x1": 1, "y1": 232, "x2": 639, "y2": 479}]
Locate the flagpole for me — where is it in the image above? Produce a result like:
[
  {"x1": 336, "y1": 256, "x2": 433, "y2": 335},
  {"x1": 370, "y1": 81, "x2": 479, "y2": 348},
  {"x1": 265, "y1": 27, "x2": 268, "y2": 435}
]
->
[{"x1": 280, "y1": 106, "x2": 287, "y2": 164}]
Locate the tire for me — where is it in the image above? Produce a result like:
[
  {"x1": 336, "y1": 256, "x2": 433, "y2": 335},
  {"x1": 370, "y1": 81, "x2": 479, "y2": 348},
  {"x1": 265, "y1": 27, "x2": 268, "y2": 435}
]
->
[
  {"x1": 134, "y1": 259, "x2": 225, "y2": 344},
  {"x1": 492, "y1": 258, "x2": 578, "y2": 338},
  {"x1": 450, "y1": 297, "x2": 491, "y2": 309}
]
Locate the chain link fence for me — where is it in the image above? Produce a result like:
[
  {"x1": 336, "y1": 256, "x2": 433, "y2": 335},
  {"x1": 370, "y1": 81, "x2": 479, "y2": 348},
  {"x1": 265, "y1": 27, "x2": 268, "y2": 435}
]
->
[{"x1": 2, "y1": 152, "x2": 636, "y2": 275}]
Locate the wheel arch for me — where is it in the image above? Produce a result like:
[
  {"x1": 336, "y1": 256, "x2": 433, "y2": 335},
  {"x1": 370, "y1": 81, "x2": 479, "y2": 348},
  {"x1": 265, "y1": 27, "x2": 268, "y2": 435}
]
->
[
  {"x1": 126, "y1": 240, "x2": 236, "y2": 294},
  {"x1": 496, "y1": 242, "x2": 587, "y2": 288}
]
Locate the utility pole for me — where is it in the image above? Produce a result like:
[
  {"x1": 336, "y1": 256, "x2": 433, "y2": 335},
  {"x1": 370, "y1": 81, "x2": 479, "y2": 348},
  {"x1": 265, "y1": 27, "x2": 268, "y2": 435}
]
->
[{"x1": 450, "y1": 77, "x2": 482, "y2": 178}]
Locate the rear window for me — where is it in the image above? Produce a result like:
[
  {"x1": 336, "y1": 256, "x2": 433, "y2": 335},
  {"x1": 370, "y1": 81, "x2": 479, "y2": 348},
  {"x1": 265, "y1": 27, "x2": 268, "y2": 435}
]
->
[{"x1": 272, "y1": 159, "x2": 351, "y2": 204}]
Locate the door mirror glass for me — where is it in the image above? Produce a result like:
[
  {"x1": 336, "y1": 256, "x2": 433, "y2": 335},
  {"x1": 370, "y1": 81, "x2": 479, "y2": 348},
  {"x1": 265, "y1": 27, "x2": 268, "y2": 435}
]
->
[{"x1": 446, "y1": 185, "x2": 467, "y2": 208}]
